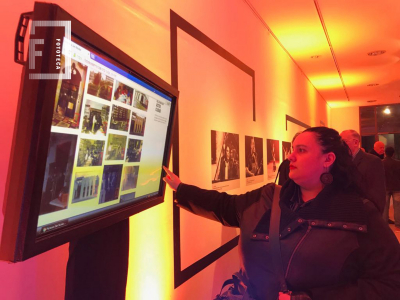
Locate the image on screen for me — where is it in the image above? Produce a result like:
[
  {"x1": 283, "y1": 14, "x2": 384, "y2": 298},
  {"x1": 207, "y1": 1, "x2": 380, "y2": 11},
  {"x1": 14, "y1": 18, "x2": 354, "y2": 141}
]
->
[
  {"x1": 52, "y1": 57, "x2": 88, "y2": 129},
  {"x1": 72, "y1": 170, "x2": 100, "y2": 203},
  {"x1": 36, "y1": 37, "x2": 173, "y2": 236},
  {"x1": 121, "y1": 165, "x2": 139, "y2": 191},
  {"x1": 76, "y1": 138, "x2": 105, "y2": 167},
  {"x1": 113, "y1": 81, "x2": 134, "y2": 105},
  {"x1": 129, "y1": 112, "x2": 146, "y2": 136},
  {"x1": 87, "y1": 70, "x2": 114, "y2": 101},
  {"x1": 39, "y1": 132, "x2": 77, "y2": 215},
  {"x1": 81, "y1": 99, "x2": 110, "y2": 136}
]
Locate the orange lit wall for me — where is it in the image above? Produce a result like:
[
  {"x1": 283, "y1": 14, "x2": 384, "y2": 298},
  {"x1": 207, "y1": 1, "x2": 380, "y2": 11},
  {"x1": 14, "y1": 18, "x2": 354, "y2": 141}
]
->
[
  {"x1": 330, "y1": 106, "x2": 360, "y2": 134},
  {"x1": 0, "y1": 1, "x2": 330, "y2": 299}
]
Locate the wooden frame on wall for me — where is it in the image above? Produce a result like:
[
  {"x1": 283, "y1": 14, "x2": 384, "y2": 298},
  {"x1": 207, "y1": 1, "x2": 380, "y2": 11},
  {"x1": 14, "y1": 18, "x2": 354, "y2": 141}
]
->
[
  {"x1": 285, "y1": 114, "x2": 310, "y2": 131},
  {"x1": 170, "y1": 10, "x2": 256, "y2": 288}
]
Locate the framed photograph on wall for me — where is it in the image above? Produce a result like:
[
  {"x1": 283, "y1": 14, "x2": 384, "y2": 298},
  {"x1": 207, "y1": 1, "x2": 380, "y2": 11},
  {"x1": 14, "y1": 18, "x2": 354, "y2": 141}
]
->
[
  {"x1": 266, "y1": 139, "x2": 280, "y2": 182},
  {"x1": 211, "y1": 130, "x2": 240, "y2": 191},
  {"x1": 282, "y1": 141, "x2": 292, "y2": 161},
  {"x1": 245, "y1": 136, "x2": 263, "y2": 186}
]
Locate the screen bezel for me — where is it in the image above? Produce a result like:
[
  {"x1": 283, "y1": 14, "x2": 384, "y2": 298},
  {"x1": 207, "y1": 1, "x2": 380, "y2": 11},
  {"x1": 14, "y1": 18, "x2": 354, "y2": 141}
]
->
[{"x1": 1, "y1": 2, "x2": 178, "y2": 261}]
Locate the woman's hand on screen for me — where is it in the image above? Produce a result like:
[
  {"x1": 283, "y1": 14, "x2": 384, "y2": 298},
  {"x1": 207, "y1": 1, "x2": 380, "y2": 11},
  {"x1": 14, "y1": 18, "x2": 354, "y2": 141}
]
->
[{"x1": 163, "y1": 166, "x2": 181, "y2": 191}]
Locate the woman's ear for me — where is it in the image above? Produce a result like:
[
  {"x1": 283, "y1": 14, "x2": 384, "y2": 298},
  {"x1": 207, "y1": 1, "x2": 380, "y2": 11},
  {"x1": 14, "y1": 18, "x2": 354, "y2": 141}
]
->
[{"x1": 324, "y1": 152, "x2": 336, "y2": 168}]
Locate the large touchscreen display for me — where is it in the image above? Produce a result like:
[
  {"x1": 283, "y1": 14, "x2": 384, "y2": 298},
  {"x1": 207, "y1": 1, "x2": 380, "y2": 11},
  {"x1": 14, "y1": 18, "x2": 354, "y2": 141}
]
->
[{"x1": 37, "y1": 37, "x2": 172, "y2": 235}]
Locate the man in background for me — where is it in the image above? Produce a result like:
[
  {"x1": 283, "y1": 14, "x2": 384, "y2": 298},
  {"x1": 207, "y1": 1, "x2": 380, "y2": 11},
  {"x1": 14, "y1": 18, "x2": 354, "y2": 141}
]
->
[
  {"x1": 219, "y1": 145, "x2": 232, "y2": 181},
  {"x1": 382, "y1": 146, "x2": 400, "y2": 229},
  {"x1": 370, "y1": 141, "x2": 385, "y2": 159},
  {"x1": 340, "y1": 130, "x2": 386, "y2": 214},
  {"x1": 246, "y1": 137, "x2": 261, "y2": 177}
]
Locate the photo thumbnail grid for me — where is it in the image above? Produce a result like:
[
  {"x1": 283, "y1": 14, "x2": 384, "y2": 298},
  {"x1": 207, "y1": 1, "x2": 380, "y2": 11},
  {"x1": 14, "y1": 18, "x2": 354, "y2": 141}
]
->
[{"x1": 42, "y1": 51, "x2": 153, "y2": 219}]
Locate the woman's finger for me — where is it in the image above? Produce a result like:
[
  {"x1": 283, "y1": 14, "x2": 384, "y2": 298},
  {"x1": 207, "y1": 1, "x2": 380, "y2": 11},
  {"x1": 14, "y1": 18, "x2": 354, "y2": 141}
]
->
[
  {"x1": 163, "y1": 166, "x2": 173, "y2": 176},
  {"x1": 162, "y1": 166, "x2": 181, "y2": 191}
]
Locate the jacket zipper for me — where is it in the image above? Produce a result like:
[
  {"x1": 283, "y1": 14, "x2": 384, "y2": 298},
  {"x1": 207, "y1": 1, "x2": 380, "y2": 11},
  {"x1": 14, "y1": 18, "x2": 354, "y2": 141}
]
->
[{"x1": 284, "y1": 224, "x2": 312, "y2": 278}]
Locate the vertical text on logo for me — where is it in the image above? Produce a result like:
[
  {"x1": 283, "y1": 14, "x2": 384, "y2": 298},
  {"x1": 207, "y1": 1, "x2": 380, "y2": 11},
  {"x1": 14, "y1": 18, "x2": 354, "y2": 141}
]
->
[{"x1": 29, "y1": 20, "x2": 71, "y2": 80}]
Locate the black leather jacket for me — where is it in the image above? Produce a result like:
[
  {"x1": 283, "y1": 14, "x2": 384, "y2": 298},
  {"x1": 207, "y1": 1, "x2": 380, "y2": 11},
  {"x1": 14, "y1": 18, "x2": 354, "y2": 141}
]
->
[{"x1": 176, "y1": 180, "x2": 400, "y2": 300}]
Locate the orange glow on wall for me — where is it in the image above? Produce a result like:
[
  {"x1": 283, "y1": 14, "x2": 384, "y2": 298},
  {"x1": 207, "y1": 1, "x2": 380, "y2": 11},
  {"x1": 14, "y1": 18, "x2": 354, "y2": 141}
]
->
[
  {"x1": 330, "y1": 106, "x2": 359, "y2": 133},
  {"x1": 308, "y1": 74, "x2": 342, "y2": 89},
  {"x1": 126, "y1": 187, "x2": 174, "y2": 300},
  {"x1": 306, "y1": 83, "x2": 318, "y2": 126},
  {"x1": 326, "y1": 103, "x2": 331, "y2": 127},
  {"x1": 278, "y1": 31, "x2": 327, "y2": 58},
  {"x1": 328, "y1": 100, "x2": 359, "y2": 108},
  {"x1": 266, "y1": 36, "x2": 297, "y2": 140}
]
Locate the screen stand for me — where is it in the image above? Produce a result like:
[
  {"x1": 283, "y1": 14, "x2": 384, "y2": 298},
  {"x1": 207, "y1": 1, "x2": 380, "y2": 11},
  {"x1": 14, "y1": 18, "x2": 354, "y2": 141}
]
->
[{"x1": 65, "y1": 219, "x2": 129, "y2": 300}]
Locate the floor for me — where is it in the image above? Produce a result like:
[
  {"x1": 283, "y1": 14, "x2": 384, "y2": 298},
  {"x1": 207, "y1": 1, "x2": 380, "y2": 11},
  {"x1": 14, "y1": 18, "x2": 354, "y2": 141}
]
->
[{"x1": 388, "y1": 203, "x2": 400, "y2": 242}]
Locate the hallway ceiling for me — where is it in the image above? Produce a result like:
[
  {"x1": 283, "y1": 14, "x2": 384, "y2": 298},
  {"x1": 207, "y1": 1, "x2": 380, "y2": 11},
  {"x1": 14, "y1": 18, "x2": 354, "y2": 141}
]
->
[{"x1": 247, "y1": 0, "x2": 400, "y2": 108}]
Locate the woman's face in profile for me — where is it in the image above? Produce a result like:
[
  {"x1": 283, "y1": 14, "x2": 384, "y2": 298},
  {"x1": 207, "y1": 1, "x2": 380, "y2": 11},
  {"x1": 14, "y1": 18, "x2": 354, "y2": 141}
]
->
[{"x1": 288, "y1": 132, "x2": 327, "y2": 188}]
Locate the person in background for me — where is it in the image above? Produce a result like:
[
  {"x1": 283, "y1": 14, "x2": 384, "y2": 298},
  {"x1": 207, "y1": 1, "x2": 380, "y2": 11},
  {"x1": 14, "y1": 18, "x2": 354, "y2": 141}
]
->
[
  {"x1": 164, "y1": 127, "x2": 400, "y2": 300},
  {"x1": 382, "y1": 146, "x2": 400, "y2": 229},
  {"x1": 219, "y1": 145, "x2": 232, "y2": 181},
  {"x1": 230, "y1": 148, "x2": 240, "y2": 179},
  {"x1": 340, "y1": 130, "x2": 386, "y2": 214},
  {"x1": 276, "y1": 157, "x2": 290, "y2": 185},
  {"x1": 370, "y1": 141, "x2": 385, "y2": 159}
]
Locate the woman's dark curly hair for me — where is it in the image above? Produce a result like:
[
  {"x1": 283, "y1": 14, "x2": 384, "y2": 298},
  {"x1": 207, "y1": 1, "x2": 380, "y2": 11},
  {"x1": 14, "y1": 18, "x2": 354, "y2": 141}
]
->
[{"x1": 303, "y1": 127, "x2": 362, "y2": 192}]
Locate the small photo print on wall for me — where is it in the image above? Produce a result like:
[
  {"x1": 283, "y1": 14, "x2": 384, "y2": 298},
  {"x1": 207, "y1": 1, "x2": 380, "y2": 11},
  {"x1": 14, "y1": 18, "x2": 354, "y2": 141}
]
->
[
  {"x1": 211, "y1": 130, "x2": 240, "y2": 192},
  {"x1": 99, "y1": 164, "x2": 123, "y2": 203},
  {"x1": 245, "y1": 136, "x2": 264, "y2": 186},
  {"x1": 276, "y1": 140, "x2": 292, "y2": 185},
  {"x1": 266, "y1": 139, "x2": 280, "y2": 182},
  {"x1": 282, "y1": 141, "x2": 292, "y2": 161}
]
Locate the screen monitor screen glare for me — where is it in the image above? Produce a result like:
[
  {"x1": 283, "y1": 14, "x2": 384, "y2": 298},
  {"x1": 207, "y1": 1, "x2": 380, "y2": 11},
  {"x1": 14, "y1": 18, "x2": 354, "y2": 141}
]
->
[{"x1": 37, "y1": 37, "x2": 173, "y2": 236}]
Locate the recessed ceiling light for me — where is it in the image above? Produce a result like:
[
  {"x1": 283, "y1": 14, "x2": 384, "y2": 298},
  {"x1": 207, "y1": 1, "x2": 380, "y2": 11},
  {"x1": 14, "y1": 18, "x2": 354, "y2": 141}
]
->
[
  {"x1": 367, "y1": 83, "x2": 379, "y2": 86},
  {"x1": 367, "y1": 100, "x2": 377, "y2": 103},
  {"x1": 310, "y1": 55, "x2": 321, "y2": 59},
  {"x1": 384, "y1": 108, "x2": 391, "y2": 114},
  {"x1": 367, "y1": 50, "x2": 386, "y2": 56}
]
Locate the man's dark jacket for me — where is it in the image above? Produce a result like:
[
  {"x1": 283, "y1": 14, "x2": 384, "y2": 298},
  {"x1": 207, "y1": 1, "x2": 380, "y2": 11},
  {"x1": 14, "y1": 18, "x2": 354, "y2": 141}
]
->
[
  {"x1": 369, "y1": 148, "x2": 384, "y2": 159},
  {"x1": 353, "y1": 149, "x2": 386, "y2": 213},
  {"x1": 383, "y1": 157, "x2": 400, "y2": 191},
  {"x1": 276, "y1": 159, "x2": 290, "y2": 186}
]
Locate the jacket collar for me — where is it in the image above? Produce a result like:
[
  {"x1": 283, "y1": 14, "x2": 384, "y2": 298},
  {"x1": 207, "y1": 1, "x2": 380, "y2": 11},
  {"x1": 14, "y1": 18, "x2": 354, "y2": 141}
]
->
[
  {"x1": 280, "y1": 180, "x2": 367, "y2": 225},
  {"x1": 254, "y1": 180, "x2": 367, "y2": 236},
  {"x1": 352, "y1": 148, "x2": 366, "y2": 166}
]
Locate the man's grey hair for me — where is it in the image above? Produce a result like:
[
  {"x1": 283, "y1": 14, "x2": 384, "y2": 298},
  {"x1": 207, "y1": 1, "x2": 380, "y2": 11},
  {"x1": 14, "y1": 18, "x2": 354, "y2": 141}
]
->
[{"x1": 345, "y1": 129, "x2": 360, "y2": 141}]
